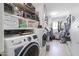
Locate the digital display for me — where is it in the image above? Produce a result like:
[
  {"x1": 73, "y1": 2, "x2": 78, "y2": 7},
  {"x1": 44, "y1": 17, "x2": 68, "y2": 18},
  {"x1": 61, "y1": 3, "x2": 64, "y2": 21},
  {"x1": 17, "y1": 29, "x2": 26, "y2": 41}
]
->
[{"x1": 33, "y1": 35, "x2": 38, "y2": 39}]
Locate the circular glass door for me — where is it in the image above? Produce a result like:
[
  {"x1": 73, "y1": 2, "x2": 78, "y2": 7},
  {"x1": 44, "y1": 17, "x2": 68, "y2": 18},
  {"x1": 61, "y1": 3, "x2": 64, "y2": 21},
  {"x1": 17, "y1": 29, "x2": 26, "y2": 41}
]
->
[
  {"x1": 19, "y1": 42, "x2": 39, "y2": 56},
  {"x1": 42, "y1": 33, "x2": 47, "y2": 47}
]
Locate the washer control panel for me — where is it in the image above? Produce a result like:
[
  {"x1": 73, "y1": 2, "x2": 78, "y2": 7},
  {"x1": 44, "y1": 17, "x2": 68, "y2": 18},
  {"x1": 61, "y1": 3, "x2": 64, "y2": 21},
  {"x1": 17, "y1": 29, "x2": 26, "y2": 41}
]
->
[
  {"x1": 33, "y1": 35, "x2": 38, "y2": 39},
  {"x1": 23, "y1": 39, "x2": 26, "y2": 42},
  {"x1": 27, "y1": 37, "x2": 31, "y2": 41}
]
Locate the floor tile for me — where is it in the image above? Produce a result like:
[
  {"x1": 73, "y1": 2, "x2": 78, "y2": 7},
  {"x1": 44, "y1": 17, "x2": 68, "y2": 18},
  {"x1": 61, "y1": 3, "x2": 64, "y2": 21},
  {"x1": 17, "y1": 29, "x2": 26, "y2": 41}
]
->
[{"x1": 46, "y1": 40, "x2": 71, "y2": 56}]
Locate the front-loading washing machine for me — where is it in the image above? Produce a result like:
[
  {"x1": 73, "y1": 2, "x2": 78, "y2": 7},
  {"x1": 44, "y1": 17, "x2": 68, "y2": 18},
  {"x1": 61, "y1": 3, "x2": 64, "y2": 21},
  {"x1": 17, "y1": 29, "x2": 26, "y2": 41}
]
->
[
  {"x1": 34, "y1": 28, "x2": 47, "y2": 56},
  {"x1": 4, "y1": 34, "x2": 40, "y2": 56}
]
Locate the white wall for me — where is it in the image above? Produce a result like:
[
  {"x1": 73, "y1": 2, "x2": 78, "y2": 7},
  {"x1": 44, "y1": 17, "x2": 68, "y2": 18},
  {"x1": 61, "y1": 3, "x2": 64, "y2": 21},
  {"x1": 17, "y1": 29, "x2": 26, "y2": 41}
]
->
[{"x1": 70, "y1": 17, "x2": 79, "y2": 55}]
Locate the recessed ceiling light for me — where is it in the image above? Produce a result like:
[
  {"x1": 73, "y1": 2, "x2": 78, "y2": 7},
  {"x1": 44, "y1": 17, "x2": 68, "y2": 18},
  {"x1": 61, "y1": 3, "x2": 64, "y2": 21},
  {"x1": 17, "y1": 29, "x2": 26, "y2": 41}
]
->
[{"x1": 50, "y1": 11, "x2": 59, "y2": 16}]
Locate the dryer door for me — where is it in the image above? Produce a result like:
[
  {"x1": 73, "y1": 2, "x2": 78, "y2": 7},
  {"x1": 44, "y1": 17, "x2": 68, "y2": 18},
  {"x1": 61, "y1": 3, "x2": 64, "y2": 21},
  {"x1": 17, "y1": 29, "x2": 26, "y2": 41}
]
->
[
  {"x1": 19, "y1": 42, "x2": 39, "y2": 56},
  {"x1": 42, "y1": 33, "x2": 47, "y2": 47}
]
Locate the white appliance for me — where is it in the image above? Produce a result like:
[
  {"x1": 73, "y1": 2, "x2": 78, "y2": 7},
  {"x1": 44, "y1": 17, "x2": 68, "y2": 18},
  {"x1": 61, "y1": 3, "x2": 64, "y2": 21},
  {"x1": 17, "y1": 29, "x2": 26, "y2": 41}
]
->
[
  {"x1": 70, "y1": 17, "x2": 79, "y2": 56},
  {"x1": 34, "y1": 28, "x2": 47, "y2": 56},
  {"x1": 4, "y1": 34, "x2": 40, "y2": 56},
  {"x1": 0, "y1": 4, "x2": 4, "y2": 54},
  {"x1": 4, "y1": 12, "x2": 19, "y2": 30}
]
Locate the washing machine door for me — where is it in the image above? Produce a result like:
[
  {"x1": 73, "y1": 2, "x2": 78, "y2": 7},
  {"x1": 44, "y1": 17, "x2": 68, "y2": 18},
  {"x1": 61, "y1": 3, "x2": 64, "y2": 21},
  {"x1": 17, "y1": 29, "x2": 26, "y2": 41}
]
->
[{"x1": 19, "y1": 42, "x2": 39, "y2": 56}]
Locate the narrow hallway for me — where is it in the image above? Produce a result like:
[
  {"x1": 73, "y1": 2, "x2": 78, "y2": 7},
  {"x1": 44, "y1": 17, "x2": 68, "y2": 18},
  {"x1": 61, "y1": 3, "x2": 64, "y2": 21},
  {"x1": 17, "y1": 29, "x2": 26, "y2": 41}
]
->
[{"x1": 46, "y1": 40, "x2": 72, "y2": 56}]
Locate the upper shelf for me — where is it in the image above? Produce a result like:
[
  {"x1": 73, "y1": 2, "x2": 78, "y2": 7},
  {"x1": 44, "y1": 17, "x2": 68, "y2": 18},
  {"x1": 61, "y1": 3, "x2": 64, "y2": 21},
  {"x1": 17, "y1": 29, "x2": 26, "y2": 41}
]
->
[
  {"x1": 4, "y1": 27, "x2": 36, "y2": 30},
  {"x1": 13, "y1": 3, "x2": 35, "y2": 14},
  {"x1": 4, "y1": 12, "x2": 38, "y2": 22}
]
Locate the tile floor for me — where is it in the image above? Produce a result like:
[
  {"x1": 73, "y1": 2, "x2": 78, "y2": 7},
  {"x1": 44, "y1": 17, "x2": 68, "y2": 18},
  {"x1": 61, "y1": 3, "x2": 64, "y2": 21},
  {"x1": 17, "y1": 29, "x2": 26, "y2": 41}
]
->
[{"x1": 46, "y1": 40, "x2": 72, "y2": 56}]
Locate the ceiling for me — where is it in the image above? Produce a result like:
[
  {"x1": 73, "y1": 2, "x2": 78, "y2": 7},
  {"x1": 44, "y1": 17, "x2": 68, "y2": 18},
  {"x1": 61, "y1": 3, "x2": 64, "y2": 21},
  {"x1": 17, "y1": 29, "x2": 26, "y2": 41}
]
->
[{"x1": 45, "y1": 3, "x2": 79, "y2": 17}]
